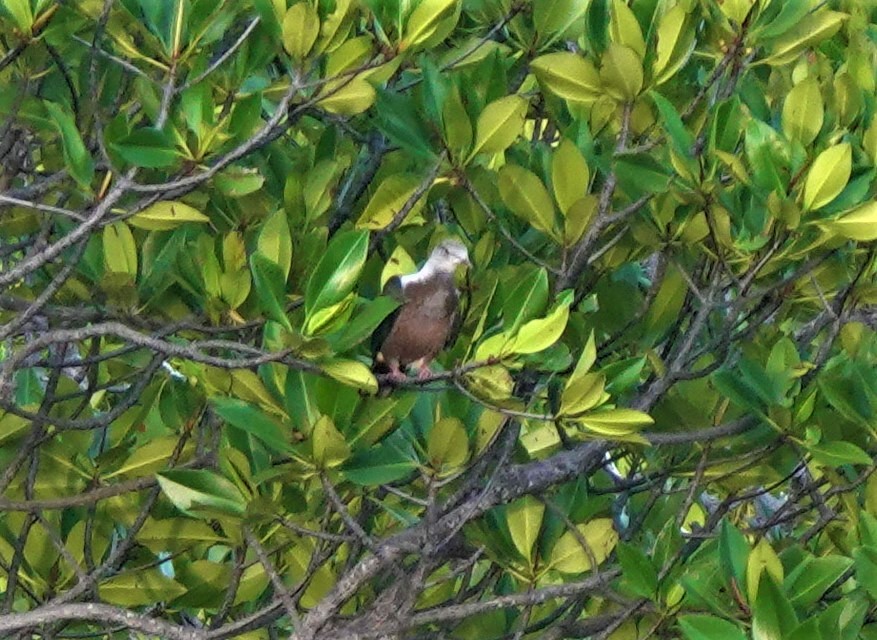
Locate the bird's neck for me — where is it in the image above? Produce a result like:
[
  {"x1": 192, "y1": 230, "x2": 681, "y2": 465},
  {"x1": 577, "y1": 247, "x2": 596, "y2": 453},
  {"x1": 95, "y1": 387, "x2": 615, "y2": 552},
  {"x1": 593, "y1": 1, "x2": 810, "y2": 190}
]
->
[{"x1": 400, "y1": 258, "x2": 454, "y2": 287}]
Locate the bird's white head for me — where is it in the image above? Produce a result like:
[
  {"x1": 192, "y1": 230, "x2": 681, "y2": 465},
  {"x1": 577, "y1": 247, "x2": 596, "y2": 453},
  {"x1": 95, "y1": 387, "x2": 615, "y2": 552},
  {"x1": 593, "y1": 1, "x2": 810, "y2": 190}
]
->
[
  {"x1": 424, "y1": 238, "x2": 470, "y2": 274},
  {"x1": 403, "y1": 239, "x2": 471, "y2": 284}
]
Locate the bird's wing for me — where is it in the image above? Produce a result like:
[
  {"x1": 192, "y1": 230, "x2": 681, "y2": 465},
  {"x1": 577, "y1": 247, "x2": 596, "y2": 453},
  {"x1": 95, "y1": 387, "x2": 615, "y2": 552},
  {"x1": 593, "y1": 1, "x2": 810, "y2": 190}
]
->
[{"x1": 371, "y1": 276, "x2": 406, "y2": 367}]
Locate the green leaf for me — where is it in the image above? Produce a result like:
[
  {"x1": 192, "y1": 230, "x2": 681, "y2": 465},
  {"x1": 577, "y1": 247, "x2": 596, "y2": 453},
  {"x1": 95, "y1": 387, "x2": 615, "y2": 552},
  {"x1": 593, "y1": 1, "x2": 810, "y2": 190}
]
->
[
  {"x1": 762, "y1": 10, "x2": 847, "y2": 66},
  {"x1": 110, "y1": 127, "x2": 178, "y2": 168},
  {"x1": 719, "y1": 520, "x2": 749, "y2": 587},
  {"x1": 679, "y1": 615, "x2": 747, "y2": 640},
  {"x1": 317, "y1": 78, "x2": 377, "y2": 116},
  {"x1": 650, "y1": 91, "x2": 693, "y2": 158},
  {"x1": 498, "y1": 164, "x2": 558, "y2": 237},
  {"x1": 600, "y1": 43, "x2": 642, "y2": 101},
  {"x1": 99, "y1": 570, "x2": 187, "y2": 606},
  {"x1": 808, "y1": 441, "x2": 872, "y2": 467},
  {"x1": 512, "y1": 293, "x2": 571, "y2": 354},
  {"x1": 250, "y1": 252, "x2": 293, "y2": 331},
  {"x1": 102, "y1": 435, "x2": 190, "y2": 480},
  {"x1": 215, "y1": 167, "x2": 265, "y2": 198},
  {"x1": 531, "y1": 52, "x2": 601, "y2": 103},
  {"x1": 782, "y1": 78, "x2": 823, "y2": 146},
  {"x1": 533, "y1": 0, "x2": 588, "y2": 46},
  {"x1": 853, "y1": 546, "x2": 877, "y2": 600},
  {"x1": 257, "y1": 209, "x2": 293, "y2": 281},
  {"x1": 2, "y1": 0, "x2": 33, "y2": 31},
  {"x1": 560, "y1": 372, "x2": 605, "y2": 417},
  {"x1": 136, "y1": 518, "x2": 226, "y2": 554},
  {"x1": 579, "y1": 408, "x2": 653, "y2": 435},
  {"x1": 822, "y1": 201, "x2": 877, "y2": 241},
  {"x1": 157, "y1": 469, "x2": 247, "y2": 517},
  {"x1": 653, "y1": 5, "x2": 693, "y2": 85},
  {"x1": 427, "y1": 417, "x2": 468, "y2": 472},
  {"x1": 211, "y1": 397, "x2": 295, "y2": 455},
  {"x1": 784, "y1": 555, "x2": 852, "y2": 607},
  {"x1": 402, "y1": 0, "x2": 458, "y2": 50},
  {"x1": 550, "y1": 518, "x2": 618, "y2": 574},
  {"x1": 343, "y1": 439, "x2": 417, "y2": 485},
  {"x1": 305, "y1": 229, "x2": 369, "y2": 316},
  {"x1": 102, "y1": 222, "x2": 137, "y2": 276},
  {"x1": 506, "y1": 496, "x2": 545, "y2": 563},
  {"x1": 357, "y1": 174, "x2": 425, "y2": 230},
  {"x1": 129, "y1": 201, "x2": 210, "y2": 230},
  {"x1": 608, "y1": 0, "x2": 645, "y2": 59},
  {"x1": 321, "y1": 359, "x2": 378, "y2": 394},
  {"x1": 617, "y1": 542, "x2": 658, "y2": 598},
  {"x1": 502, "y1": 266, "x2": 549, "y2": 333},
  {"x1": 551, "y1": 139, "x2": 589, "y2": 216},
  {"x1": 468, "y1": 95, "x2": 528, "y2": 158},
  {"x1": 312, "y1": 414, "x2": 351, "y2": 468},
  {"x1": 752, "y1": 574, "x2": 797, "y2": 640},
  {"x1": 44, "y1": 101, "x2": 94, "y2": 190},
  {"x1": 803, "y1": 143, "x2": 851, "y2": 211},
  {"x1": 282, "y1": 2, "x2": 319, "y2": 59}
]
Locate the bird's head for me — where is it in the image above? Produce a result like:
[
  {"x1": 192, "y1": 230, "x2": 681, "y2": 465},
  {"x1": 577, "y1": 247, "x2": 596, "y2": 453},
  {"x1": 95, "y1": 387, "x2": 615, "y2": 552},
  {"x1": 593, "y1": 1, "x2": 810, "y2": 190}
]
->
[{"x1": 426, "y1": 239, "x2": 471, "y2": 274}]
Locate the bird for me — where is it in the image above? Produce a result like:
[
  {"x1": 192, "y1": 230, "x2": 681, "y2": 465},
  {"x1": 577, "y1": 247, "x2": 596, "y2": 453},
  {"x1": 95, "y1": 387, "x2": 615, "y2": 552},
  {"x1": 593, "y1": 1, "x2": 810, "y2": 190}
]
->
[{"x1": 372, "y1": 239, "x2": 471, "y2": 382}]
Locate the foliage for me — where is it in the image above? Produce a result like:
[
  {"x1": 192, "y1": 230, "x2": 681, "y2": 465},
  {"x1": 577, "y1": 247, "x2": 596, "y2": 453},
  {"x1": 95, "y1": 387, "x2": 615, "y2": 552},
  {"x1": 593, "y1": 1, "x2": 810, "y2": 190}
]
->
[{"x1": 1, "y1": 0, "x2": 877, "y2": 638}]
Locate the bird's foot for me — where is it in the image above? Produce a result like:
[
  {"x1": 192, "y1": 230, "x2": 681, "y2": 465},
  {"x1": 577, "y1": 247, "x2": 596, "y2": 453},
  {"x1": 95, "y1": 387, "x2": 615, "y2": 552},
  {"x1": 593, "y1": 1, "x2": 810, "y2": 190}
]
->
[
  {"x1": 416, "y1": 364, "x2": 433, "y2": 381},
  {"x1": 388, "y1": 363, "x2": 408, "y2": 382}
]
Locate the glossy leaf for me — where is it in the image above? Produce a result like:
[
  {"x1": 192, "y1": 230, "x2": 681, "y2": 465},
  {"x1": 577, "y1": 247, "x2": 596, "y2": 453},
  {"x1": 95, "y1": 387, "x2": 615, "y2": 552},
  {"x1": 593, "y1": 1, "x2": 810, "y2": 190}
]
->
[
  {"x1": 803, "y1": 143, "x2": 851, "y2": 211},
  {"x1": 468, "y1": 95, "x2": 527, "y2": 158},
  {"x1": 531, "y1": 52, "x2": 601, "y2": 103},
  {"x1": 129, "y1": 201, "x2": 210, "y2": 230},
  {"x1": 305, "y1": 230, "x2": 368, "y2": 316}
]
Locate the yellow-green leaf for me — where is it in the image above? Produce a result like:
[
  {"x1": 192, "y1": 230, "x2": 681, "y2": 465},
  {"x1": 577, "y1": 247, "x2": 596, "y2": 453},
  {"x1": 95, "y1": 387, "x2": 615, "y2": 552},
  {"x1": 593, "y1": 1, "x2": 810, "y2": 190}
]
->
[
  {"x1": 803, "y1": 143, "x2": 851, "y2": 211},
  {"x1": 325, "y1": 36, "x2": 372, "y2": 77},
  {"x1": 782, "y1": 78, "x2": 823, "y2": 146},
  {"x1": 102, "y1": 222, "x2": 137, "y2": 276},
  {"x1": 129, "y1": 201, "x2": 210, "y2": 230},
  {"x1": 652, "y1": 5, "x2": 692, "y2": 85},
  {"x1": 719, "y1": 0, "x2": 754, "y2": 25},
  {"x1": 402, "y1": 0, "x2": 458, "y2": 50},
  {"x1": 357, "y1": 174, "x2": 426, "y2": 230},
  {"x1": 506, "y1": 496, "x2": 545, "y2": 563},
  {"x1": 427, "y1": 417, "x2": 469, "y2": 472},
  {"x1": 600, "y1": 43, "x2": 643, "y2": 101},
  {"x1": 282, "y1": 2, "x2": 320, "y2": 60},
  {"x1": 746, "y1": 538, "x2": 783, "y2": 604},
  {"x1": 552, "y1": 139, "x2": 589, "y2": 216},
  {"x1": 560, "y1": 372, "x2": 606, "y2": 417},
  {"x1": 551, "y1": 518, "x2": 618, "y2": 574},
  {"x1": 579, "y1": 408, "x2": 654, "y2": 435},
  {"x1": 763, "y1": 10, "x2": 847, "y2": 66},
  {"x1": 609, "y1": 0, "x2": 645, "y2": 59},
  {"x1": 499, "y1": 164, "x2": 557, "y2": 236},
  {"x1": 531, "y1": 52, "x2": 601, "y2": 103},
  {"x1": 512, "y1": 294, "x2": 571, "y2": 355},
  {"x1": 312, "y1": 414, "x2": 350, "y2": 468},
  {"x1": 469, "y1": 95, "x2": 527, "y2": 158},
  {"x1": 864, "y1": 116, "x2": 877, "y2": 166},
  {"x1": 257, "y1": 210, "x2": 293, "y2": 281},
  {"x1": 564, "y1": 195, "x2": 598, "y2": 245},
  {"x1": 442, "y1": 84, "x2": 472, "y2": 157},
  {"x1": 321, "y1": 359, "x2": 378, "y2": 394},
  {"x1": 823, "y1": 201, "x2": 877, "y2": 241},
  {"x1": 317, "y1": 78, "x2": 376, "y2": 116},
  {"x1": 100, "y1": 570, "x2": 187, "y2": 606},
  {"x1": 380, "y1": 245, "x2": 416, "y2": 289}
]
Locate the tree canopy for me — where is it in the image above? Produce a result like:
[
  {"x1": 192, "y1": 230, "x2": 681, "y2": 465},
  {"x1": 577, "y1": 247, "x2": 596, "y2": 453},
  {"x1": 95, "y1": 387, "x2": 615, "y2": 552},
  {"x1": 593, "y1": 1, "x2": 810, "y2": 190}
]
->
[{"x1": 2, "y1": 0, "x2": 877, "y2": 638}]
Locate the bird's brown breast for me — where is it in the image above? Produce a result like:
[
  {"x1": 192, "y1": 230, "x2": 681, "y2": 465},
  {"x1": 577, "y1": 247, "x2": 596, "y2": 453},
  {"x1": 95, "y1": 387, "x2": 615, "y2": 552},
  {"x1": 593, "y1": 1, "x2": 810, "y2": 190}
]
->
[{"x1": 378, "y1": 276, "x2": 458, "y2": 366}]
